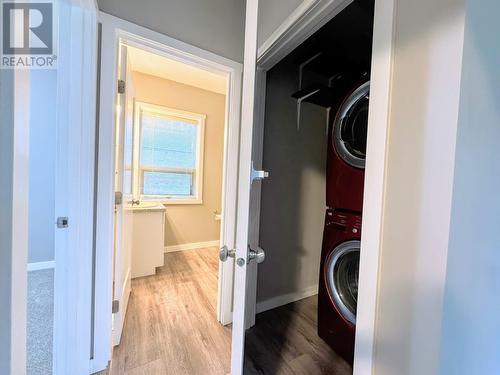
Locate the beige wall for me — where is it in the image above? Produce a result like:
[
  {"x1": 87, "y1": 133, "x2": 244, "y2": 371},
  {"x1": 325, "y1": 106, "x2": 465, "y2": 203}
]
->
[{"x1": 132, "y1": 72, "x2": 226, "y2": 247}]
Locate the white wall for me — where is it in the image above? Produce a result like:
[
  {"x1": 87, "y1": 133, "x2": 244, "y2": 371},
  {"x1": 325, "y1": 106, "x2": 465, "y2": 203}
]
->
[
  {"x1": 373, "y1": 0, "x2": 466, "y2": 374},
  {"x1": 28, "y1": 70, "x2": 57, "y2": 264},
  {"x1": 97, "y1": 0, "x2": 245, "y2": 62},
  {"x1": 439, "y1": 0, "x2": 500, "y2": 373}
]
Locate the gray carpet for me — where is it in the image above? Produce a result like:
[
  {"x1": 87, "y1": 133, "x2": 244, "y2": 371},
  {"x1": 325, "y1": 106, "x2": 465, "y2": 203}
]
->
[{"x1": 27, "y1": 268, "x2": 54, "y2": 375}]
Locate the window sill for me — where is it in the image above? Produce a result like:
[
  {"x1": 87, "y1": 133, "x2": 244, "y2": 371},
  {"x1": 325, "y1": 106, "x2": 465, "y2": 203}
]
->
[{"x1": 142, "y1": 198, "x2": 203, "y2": 206}]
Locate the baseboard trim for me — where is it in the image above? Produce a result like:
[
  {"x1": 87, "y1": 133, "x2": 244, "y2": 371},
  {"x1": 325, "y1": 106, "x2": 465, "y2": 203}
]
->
[
  {"x1": 256, "y1": 285, "x2": 319, "y2": 314},
  {"x1": 27, "y1": 260, "x2": 55, "y2": 271},
  {"x1": 164, "y1": 240, "x2": 220, "y2": 253}
]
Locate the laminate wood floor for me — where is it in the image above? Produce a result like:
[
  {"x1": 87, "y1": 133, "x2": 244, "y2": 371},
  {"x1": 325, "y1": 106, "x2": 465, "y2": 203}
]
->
[
  {"x1": 98, "y1": 247, "x2": 352, "y2": 375},
  {"x1": 244, "y1": 296, "x2": 352, "y2": 375},
  {"x1": 104, "y1": 247, "x2": 232, "y2": 375}
]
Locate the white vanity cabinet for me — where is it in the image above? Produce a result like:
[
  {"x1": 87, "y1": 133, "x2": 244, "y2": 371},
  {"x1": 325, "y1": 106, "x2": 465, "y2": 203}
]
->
[{"x1": 131, "y1": 203, "x2": 166, "y2": 278}]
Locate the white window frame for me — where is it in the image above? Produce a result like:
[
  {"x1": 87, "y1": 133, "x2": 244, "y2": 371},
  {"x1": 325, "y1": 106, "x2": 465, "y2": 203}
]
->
[{"x1": 133, "y1": 101, "x2": 206, "y2": 205}]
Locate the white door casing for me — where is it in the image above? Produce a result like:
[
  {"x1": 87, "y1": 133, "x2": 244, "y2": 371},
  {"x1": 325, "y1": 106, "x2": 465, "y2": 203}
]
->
[
  {"x1": 112, "y1": 45, "x2": 134, "y2": 346},
  {"x1": 94, "y1": 13, "x2": 243, "y2": 372}
]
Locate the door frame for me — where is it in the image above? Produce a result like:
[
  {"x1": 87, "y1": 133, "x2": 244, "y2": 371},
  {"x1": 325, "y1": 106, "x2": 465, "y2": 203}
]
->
[
  {"x1": 244, "y1": 0, "x2": 396, "y2": 373},
  {"x1": 0, "y1": 67, "x2": 30, "y2": 375},
  {"x1": 93, "y1": 12, "x2": 243, "y2": 372}
]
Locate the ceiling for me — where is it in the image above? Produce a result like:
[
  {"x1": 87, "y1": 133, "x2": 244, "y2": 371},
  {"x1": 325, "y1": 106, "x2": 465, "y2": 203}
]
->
[{"x1": 127, "y1": 46, "x2": 227, "y2": 95}]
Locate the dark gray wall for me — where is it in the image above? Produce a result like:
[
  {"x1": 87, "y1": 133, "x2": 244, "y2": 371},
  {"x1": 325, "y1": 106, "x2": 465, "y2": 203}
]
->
[
  {"x1": 257, "y1": 58, "x2": 327, "y2": 304},
  {"x1": 97, "y1": 0, "x2": 246, "y2": 62}
]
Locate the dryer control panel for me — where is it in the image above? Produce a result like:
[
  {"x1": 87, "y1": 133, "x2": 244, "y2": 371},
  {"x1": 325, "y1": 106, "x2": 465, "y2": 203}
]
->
[{"x1": 326, "y1": 209, "x2": 362, "y2": 235}]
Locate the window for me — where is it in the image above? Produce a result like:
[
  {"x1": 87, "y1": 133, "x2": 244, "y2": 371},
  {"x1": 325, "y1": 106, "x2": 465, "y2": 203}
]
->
[{"x1": 133, "y1": 102, "x2": 205, "y2": 204}]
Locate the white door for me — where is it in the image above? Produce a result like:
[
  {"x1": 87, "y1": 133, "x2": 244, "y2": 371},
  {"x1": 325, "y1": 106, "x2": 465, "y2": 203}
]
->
[
  {"x1": 112, "y1": 45, "x2": 135, "y2": 345},
  {"x1": 230, "y1": 0, "x2": 264, "y2": 373}
]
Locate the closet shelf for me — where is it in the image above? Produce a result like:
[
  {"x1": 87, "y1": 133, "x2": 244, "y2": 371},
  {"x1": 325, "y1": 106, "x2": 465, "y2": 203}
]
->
[
  {"x1": 295, "y1": 43, "x2": 371, "y2": 79},
  {"x1": 291, "y1": 84, "x2": 335, "y2": 108}
]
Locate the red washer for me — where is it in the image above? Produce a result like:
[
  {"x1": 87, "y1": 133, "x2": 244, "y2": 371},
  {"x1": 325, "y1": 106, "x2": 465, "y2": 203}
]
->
[
  {"x1": 318, "y1": 209, "x2": 361, "y2": 364},
  {"x1": 327, "y1": 81, "x2": 370, "y2": 212}
]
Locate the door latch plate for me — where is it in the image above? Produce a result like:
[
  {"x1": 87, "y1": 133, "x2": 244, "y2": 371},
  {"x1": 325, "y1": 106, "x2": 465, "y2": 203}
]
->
[{"x1": 251, "y1": 161, "x2": 269, "y2": 183}]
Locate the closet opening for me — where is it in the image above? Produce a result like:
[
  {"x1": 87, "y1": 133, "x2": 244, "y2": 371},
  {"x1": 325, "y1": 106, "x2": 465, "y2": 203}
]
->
[{"x1": 245, "y1": 1, "x2": 375, "y2": 373}]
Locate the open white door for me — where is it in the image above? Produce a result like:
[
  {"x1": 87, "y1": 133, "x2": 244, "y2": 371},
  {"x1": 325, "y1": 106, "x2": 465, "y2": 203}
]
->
[
  {"x1": 112, "y1": 44, "x2": 135, "y2": 345},
  {"x1": 229, "y1": 0, "x2": 265, "y2": 373}
]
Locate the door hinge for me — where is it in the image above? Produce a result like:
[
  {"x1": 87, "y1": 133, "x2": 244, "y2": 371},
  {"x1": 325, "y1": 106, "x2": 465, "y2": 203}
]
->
[
  {"x1": 117, "y1": 79, "x2": 125, "y2": 94},
  {"x1": 115, "y1": 191, "x2": 123, "y2": 205},
  {"x1": 56, "y1": 217, "x2": 69, "y2": 228},
  {"x1": 112, "y1": 299, "x2": 120, "y2": 314}
]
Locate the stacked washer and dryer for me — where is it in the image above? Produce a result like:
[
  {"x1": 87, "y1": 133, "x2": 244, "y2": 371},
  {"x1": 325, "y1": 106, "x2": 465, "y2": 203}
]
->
[{"x1": 317, "y1": 78, "x2": 370, "y2": 364}]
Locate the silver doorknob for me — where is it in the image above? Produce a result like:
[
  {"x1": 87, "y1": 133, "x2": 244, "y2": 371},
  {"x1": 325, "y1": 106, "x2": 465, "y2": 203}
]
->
[
  {"x1": 248, "y1": 246, "x2": 265, "y2": 264},
  {"x1": 219, "y1": 245, "x2": 236, "y2": 262}
]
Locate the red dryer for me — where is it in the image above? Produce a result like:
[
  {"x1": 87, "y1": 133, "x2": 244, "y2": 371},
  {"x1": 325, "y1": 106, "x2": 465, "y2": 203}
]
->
[
  {"x1": 318, "y1": 209, "x2": 361, "y2": 364},
  {"x1": 327, "y1": 80, "x2": 370, "y2": 212}
]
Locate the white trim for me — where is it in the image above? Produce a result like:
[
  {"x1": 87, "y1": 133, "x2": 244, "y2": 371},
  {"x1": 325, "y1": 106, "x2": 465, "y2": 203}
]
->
[
  {"x1": 257, "y1": 0, "x2": 353, "y2": 70},
  {"x1": 94, "y1": 13, "x2": 242, "y2": 372},
  {"x1": 134, "y1": 101, "x2": 206, "y2": 204},
  {"x1": 0, "y1": 68, "x2": 30, "y2": 375},
  {"x1": 217, "y1": 58, "x2": 242, "y2": 327},
  {"x1": 164, "y1": 240, "x2": 220, "y2": 253},
  {"x1": 111, "y1": 268, "x2": 131, "y2": 346},
  {"x1": 11, "y1": 69, "x2": 29, "y2": 375},
  {"x1": 256, "y1": 286, "x2": 318, "y2": 314},
  {"x1": 137, "y1": 102, "x2": 207, "y2": 122},
  {"x1": 354, "y1": 0, "x2": 395, "y2": 373},
  {"x1": 27, "y1": 261, "x2": 55, "y2": 272},
  {"x1": 0, "y1": 68, "x2": 13, "y2": 375}
]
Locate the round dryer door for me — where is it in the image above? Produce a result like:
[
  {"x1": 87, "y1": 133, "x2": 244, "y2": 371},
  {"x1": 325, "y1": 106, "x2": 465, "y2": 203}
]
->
[
  {"x1": 333, "y1": 81, "x2": 370, "y2": 169},
  {"x1": 325, "y1": 240, "x2": 360, "y2": 325}
]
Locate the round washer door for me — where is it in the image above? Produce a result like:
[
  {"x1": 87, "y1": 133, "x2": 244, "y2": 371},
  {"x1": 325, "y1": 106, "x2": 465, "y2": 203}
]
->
[
  {"x1": 325, "y1": 240, "x2": 360, "y2": 325},
  {"x1": 333, "y1": 81, "x2": 370, "y2": 169}
]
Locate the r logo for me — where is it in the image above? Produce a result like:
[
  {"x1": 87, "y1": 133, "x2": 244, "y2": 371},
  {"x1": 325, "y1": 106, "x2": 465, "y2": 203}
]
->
[{"x1": 2, "y1": 2, "x2": 53, "y2": 55}]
